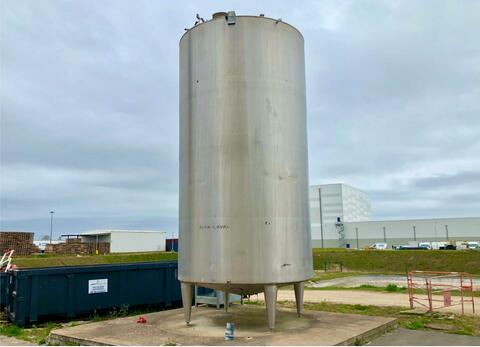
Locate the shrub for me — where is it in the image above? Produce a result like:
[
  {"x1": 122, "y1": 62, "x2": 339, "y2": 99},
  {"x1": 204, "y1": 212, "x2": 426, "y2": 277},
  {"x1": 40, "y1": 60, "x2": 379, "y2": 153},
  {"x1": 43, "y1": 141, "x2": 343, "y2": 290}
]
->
[
  {"x1": 404, "y1": 319, "x2": 425, "y2": 330},
  {"x1": 386, "y1": 283, "x2": 399, "y2": 292}
]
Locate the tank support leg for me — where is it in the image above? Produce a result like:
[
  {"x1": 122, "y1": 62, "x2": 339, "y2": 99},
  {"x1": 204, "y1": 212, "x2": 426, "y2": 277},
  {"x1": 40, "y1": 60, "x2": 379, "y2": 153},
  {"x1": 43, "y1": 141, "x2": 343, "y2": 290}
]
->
[
  {"x1": 181, "y1": 282, "x2": 193, "y2": 325},
  {"x1": 264, "y1": 284, "x2": 278, "y2": 330},
  {"x1": 294, "y1": 282, "x2": 304, "y2": 317},
  {"x1": 224, "y1": 291, "x2": 230, "y2": 312}
]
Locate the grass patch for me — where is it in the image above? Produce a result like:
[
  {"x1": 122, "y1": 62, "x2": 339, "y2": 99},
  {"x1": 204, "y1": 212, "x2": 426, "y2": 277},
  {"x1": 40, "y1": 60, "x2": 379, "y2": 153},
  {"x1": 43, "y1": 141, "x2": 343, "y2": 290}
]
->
[
  {"x1": 12, "y1": 251, "x2": 178, "y2": 269},
  {"x1": 312, "y1": 249, "x2": 480, "y2": 274},
  {"x1": 310, "y1": 271, "x2": 366, "y2": 282},
  {"x1": 306, "y1": 283, "x2": 480, "y2": 297},
  {"x1": 306, "y1": 284, "x2": 403, "y2": 293},
  {"x1": 0, "y1": 322, "x2": 60, "y2": 344},
  {"x1": 403, "y1": 319, "x2": 425, "y2": 329},
  {"x1": 0, "y1": 324, "x2": 23, "y2": 337},
  {"x1": 12, "y1": 249, "x2": 480, "y2": 275},
  {"x1": 302, "y1": 301, "x2": 402, "y2": 316},
  {"x1": 246, "y1": 299, "x2": 402, "y2": 316}
]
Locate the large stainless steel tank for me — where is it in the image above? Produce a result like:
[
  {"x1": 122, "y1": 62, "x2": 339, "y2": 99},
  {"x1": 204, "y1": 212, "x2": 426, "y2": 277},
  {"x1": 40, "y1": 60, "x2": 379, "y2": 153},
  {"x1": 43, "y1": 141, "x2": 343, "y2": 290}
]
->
[{"x1": 179, "y1": 12, "x2": 313, "y2": 329}]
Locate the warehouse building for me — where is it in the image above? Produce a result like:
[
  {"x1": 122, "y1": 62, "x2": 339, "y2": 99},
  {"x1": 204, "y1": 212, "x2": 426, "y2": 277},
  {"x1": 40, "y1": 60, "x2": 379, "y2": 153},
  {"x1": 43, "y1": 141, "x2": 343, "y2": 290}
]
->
[
  {"x1": 310, "y1": 184, "x2": 480, "y2": 248},
  {"x1": 79, "y1": 230, "x2": 166, "y2": 253},
  {"x1": 342, "y1": 217, "x2": 480, "y2": 249}
]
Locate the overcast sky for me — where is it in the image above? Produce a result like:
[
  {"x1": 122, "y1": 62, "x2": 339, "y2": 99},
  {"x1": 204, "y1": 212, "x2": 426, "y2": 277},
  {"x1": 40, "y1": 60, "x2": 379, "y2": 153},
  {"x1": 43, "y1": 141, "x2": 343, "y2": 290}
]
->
[{"x1": 1, "y1": 1, "x2": 479, "y2": 239}]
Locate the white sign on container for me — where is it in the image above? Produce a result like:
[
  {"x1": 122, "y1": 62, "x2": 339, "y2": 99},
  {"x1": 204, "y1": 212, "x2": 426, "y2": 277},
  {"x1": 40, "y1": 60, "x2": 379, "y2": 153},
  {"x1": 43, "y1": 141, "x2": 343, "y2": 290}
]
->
[{"x1": 88, "y1": 279, "x2": 108, "y2": 294}]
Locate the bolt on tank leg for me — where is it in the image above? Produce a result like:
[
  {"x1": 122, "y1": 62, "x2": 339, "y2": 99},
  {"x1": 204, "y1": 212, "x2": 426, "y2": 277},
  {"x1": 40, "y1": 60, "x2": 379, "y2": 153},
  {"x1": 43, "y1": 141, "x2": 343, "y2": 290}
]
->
[
  {"x1": 294, "y1": 282, "x2": 304, "y2": 317},
  {"x1": 264, "y1": 284, "x2": 278, "y2": 330},
  {"x1": 181, "y1": 282, "x2": 193, "y2": 325}
]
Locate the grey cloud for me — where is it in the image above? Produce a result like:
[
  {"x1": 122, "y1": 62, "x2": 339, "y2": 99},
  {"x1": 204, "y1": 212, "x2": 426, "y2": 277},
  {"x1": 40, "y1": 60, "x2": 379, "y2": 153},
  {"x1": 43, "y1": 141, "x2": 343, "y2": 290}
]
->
[
  {"x1": 412, "y1": 172, "x2": 480, "y2": 190},
  {"x1": 1, "y1": 1, "x2": 479, "y2": 238}
]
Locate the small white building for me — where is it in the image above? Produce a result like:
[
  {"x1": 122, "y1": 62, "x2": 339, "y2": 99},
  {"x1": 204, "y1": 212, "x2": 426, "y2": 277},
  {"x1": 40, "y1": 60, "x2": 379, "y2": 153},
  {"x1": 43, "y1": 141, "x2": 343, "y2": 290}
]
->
[{"x1": 80, "y1": 230, "x2": 166, "y2": 253}]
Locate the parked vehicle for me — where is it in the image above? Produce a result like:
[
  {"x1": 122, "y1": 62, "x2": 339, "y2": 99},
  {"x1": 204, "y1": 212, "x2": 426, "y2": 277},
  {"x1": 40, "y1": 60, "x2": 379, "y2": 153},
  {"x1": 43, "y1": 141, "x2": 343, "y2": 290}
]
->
[
  {"x1": 369, "y1": 243, "x2": 387, "y2": 250},
  {"x1": 395, "y1": 245, "x2": 428, "y2": 250},
  {"x1": 431, "y1": 242, "x2": 447, "y2": 250},
  {"x1": 467, "y1": 241, "x2": 479, "y2": 249},
  {"x1": 418, "y1": 242, "x2": 432, "y2": 250}
]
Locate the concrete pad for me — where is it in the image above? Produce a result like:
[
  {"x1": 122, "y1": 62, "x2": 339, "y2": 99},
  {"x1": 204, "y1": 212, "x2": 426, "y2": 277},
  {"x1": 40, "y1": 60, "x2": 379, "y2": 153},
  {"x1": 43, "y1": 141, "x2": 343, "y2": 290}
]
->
[{"x1": 49, "y1": 305, "x2": 397, "y2": 346}]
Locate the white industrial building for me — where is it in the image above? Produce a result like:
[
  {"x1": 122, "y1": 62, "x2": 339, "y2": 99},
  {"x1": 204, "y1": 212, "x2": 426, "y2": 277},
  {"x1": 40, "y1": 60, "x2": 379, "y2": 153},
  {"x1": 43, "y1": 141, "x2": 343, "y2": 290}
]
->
[
  {"x1": 310, "y1": 184, "x2": 480, "y2": 248},
  {"x1": 80, "y1": 230, "x2": 166, "y2": 253},
  {"x1": 342, "y1": 217, "x2": 480, "y2": 249},
  {"x1": 310, "y1": 184, "x2": 372, "y2": 247}
]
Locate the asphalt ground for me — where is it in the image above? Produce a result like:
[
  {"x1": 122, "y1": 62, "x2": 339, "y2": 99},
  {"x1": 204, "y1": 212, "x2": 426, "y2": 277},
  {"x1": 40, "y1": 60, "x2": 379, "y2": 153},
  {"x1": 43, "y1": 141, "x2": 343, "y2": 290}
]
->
[{"x1": 368, "y1": 327, "x2": 480, "y2": 345}]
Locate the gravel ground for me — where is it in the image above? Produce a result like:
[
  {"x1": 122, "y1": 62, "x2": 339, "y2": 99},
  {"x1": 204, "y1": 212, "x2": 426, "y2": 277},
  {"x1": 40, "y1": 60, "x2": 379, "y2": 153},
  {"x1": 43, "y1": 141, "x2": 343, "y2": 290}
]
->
[
  {"x1": 0, "y1": 336, "x2": 35, "y2": 346},
  {"x1": 255, "y1": 290, "x2": 477, "y2": 315},
  {"x1": 310, "y1": 274, "x2": 480, "y2": 289}
]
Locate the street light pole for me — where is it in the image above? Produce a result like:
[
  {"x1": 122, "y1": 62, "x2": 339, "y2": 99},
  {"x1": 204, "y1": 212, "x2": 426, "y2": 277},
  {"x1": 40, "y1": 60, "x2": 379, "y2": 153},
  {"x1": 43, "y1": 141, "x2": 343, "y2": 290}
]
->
[{"x1": 49, "y1": 211, "x2": 55, "y2": 244}]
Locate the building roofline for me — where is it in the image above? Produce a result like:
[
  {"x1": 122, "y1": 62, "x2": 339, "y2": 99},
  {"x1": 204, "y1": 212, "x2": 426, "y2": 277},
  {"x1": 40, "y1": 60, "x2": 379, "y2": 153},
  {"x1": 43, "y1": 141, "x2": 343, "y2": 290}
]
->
[
  {"x1": 310, "y1": 183, "x2": 369, "y2": 195},
  {"x1": 345, "y1": 216, "x2": 480, "y2": 224},
  {"x1": 80, "y1": 229, "x2": 167, "y2": 236}
]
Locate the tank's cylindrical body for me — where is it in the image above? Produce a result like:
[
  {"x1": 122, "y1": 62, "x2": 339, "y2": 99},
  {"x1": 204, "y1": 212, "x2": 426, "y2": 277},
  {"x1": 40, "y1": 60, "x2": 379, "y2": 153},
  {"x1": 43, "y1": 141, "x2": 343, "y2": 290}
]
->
[{"x1": 179, "y1": 15, "x2": 313, "y2": 295}]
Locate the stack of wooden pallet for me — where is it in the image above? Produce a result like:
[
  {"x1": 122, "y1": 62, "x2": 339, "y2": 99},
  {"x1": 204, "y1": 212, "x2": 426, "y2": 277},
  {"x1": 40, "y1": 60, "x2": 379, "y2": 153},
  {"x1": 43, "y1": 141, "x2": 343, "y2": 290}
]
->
[
  {"x1": 45, "y1": 238, "x2": 110, "y2": 255},
  {"x1": 0, "y1": 231, "x2": 40, "y2": 255}
]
